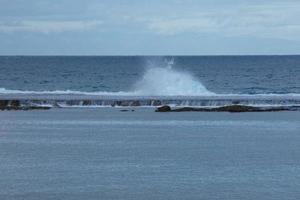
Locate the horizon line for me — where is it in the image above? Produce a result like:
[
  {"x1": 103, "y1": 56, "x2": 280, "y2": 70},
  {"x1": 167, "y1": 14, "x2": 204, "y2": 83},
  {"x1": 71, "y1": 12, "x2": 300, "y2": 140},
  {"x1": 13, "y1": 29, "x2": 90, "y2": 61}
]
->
[{"x1": 0, "y1": 54, "x2": 300, "y2": 57}]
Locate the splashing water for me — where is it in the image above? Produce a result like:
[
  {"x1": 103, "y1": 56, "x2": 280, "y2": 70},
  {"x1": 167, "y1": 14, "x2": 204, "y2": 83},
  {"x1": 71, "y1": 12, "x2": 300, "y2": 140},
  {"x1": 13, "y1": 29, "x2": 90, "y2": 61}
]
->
[
  {"x1": 0, "y1": 58, "x2": 214, "y2": 96},
  {"x1": 133, "y1": 61, "x2": 214, "y2": 96}
]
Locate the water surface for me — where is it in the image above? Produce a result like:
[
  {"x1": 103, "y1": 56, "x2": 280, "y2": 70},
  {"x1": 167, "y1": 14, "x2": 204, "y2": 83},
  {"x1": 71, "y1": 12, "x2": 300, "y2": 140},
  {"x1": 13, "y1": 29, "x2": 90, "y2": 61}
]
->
[{"x1": 1, "y1": 108, "x2": 300, "y2": 200}]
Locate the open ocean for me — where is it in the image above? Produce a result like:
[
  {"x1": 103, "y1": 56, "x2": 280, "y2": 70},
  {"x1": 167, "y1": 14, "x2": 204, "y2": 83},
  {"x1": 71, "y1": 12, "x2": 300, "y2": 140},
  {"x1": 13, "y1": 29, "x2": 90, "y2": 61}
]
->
[
  {"x1": 1, "y1": 56, "x2": 300, "y2": 200},
  {"x1": 1, "y1": 56, "x2": 300, "y2": 95}
]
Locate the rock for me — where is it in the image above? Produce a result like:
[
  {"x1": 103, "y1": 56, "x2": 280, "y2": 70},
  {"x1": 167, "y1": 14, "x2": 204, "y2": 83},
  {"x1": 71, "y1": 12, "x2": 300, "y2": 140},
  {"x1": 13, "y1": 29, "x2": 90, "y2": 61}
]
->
[
  {"x1": 213, "y1": 105, "x2": 256, "y2": 112},
  {"x1": 111, "y1": 101, "x2": 123, "y2": 107},
  {"x1": 0, "y1": 99, "x2": 51, "y2": 111},
  {"x1": 212, "y1": 105, "x2": 288, "y2": 112},
  {"x1": 171, "y1": 107, "x2": 206, "y2": 112},
  {"x1": 0, "y1": 100, "x2": 9, "y2": 110},
  {"x1": 24, "y1": 106, "x2": 52, "y2": 110},
  {"x1": 82, "y1": 100, "x2": 92, "y2": 106},
  {"x1": 10, "y1": 100, "x2": 21, "y2": 108},
  {"x1": 155, "y1": 104, "x2": 289, "y2": 113},
  {"x1": 155, "y1": 105, "x2": 171, "y2": 112},
  {"x1": 0, "y1": 100, "x2": 21, "y2": 110}
]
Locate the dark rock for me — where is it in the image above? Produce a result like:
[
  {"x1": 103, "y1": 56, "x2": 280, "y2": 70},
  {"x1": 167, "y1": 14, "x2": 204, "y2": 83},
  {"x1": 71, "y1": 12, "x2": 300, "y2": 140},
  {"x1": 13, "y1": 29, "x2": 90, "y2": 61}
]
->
[
  {"x1": 23, "y1": 106, "x2": 52, "y2": 110},
  {"x1": 155, "y1": 105, "x2": 171, "y2": 112},
  {"x1": 171, "y1": 107, "x2": 206, "y2": 112},
  {"x1": 0, "y1": 99, "x2": 51, "y2": 111},
  {"x1": 120, "y1": 109, "x2": 135, "y2": 112},
  {"x1": 0, "y1": 100, "x2": 9, "y2": 110},
  {"x1": 211, "y1": 105, "x2": 288, "y2": 112},
  {"x1": 0, "y1": 100, "x2": 21, "y2": 110},
  {"x1": 155, "y1": 104, "x2": 289, "y2": 113},
  {"x1": 10, "y1": 100, "x2": 21, "y2": 108},
  {"x1": 213, "y1": 105, "x2": 256, "y2": 112},
  {"x1": 82, "y1": 100, "x2": 92, "y2": 106},
  {"x1": 111, "y1": 101, "x2": 122, "y2": 107}
]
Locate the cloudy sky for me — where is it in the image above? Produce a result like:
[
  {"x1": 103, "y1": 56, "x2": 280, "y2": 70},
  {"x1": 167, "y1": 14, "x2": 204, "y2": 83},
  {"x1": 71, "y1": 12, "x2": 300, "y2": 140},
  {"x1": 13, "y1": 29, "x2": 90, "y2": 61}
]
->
[{"x1": 1, "y1": 0, "x2": 300, "y2": 55}]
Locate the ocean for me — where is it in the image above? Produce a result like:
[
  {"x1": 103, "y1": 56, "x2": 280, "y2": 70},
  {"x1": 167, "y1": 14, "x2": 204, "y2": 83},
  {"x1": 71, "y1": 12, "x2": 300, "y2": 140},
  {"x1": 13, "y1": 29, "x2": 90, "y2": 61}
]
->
[
  {"x1": 1, "y1": 56, "x2": 300, "y2": 95},
  {"x1": 1, "y1": 56, "x2": 300, "y2": 200}
]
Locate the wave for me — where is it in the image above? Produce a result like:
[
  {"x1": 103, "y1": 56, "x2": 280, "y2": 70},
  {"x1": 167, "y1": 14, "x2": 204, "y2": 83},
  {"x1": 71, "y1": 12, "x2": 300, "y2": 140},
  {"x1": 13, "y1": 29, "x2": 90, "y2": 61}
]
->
[
  {"x1": 1, "y1": 61, "x2": 300, "y2": 109},
  {"x1": 0, "y1": 88, "x2": 131, "y2": 96},
  {"x1": 132, "y1": 66, "x2": 214, "y2": 96},
  {"x1": 1, "y1": 87, "x2": 300, "y2": 98},
  {"x1": 0, "y1": 62, "x2": 214, "y2": 96}
]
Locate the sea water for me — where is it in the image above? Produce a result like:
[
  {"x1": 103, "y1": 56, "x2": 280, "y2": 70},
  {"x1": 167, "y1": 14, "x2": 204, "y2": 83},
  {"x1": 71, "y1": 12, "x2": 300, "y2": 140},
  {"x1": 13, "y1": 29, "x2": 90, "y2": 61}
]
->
[
  {"x1": 1, "y1": 108, "x2": 300, "y2": 200},
  {"x1": 1, "y1": 56, "x2": 300, "y2": 199},
  {"x1": 0, "y1": 56, "x2": 299, "y2": 95}
]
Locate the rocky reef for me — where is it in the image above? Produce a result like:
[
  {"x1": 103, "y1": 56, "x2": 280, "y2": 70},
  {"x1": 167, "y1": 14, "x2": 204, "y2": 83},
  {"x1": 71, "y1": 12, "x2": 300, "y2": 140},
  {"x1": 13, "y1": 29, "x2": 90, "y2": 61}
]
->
[
  {"x1": 0, "y1": 100, "x2": 51, "y2": 111},
  {"x1": 155, "y1": 105, "x2": 291, "y2": 113}
]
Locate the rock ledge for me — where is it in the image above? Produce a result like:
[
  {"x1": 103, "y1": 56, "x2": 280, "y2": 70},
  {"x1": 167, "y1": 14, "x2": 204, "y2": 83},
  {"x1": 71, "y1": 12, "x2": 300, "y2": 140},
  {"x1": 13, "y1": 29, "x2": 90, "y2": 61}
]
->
[{"x1": 155, "y1": 105, "x2": 290, "y2": 113}]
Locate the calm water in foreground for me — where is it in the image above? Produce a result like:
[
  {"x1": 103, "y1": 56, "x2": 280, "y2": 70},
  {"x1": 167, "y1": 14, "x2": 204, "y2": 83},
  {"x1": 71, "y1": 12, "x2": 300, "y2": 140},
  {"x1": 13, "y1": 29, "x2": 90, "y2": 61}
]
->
[{"x1": 1, "y1": 108, "x2": 300, "y2": 200}]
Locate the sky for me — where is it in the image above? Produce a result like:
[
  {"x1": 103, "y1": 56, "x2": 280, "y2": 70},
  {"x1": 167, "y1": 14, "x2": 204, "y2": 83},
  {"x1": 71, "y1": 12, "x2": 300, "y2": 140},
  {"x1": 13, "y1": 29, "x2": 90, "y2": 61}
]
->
[{"x1": 1, "y1": 0, "x2": 300, "y2": 55}]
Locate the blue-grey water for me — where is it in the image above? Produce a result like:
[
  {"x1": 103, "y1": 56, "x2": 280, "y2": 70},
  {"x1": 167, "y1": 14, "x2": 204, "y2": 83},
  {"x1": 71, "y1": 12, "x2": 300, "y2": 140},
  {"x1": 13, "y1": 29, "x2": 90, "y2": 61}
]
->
[
  {"x1": 1, "y1": 108, "x2": 300, "y2": 200},
  {"x1": 0, "y1": 56, "x2": 300, "y2": 94},
  {"x1": 1, "y1": 56, "x2": 300, "y2": 200}
]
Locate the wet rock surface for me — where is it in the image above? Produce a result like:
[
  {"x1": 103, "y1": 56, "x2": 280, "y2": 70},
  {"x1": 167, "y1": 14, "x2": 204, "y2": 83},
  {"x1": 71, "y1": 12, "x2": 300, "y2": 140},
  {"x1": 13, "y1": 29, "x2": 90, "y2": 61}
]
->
[
  {"x1": 155, "y1": 105, "x2": 172, "y2": 112},
  {"x1": 0, "y1": 100, "x2": 51, "y2": 111},
  {"x1": 155, "y1": 105, "x2": 290, "y2": 113}
]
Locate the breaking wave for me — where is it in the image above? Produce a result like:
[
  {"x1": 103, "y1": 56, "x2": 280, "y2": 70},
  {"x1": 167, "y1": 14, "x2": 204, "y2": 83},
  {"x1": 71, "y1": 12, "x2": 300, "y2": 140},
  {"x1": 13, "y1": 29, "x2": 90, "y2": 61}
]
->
[
  {"x1": 132, "y1": 66, "x2": 214, "y2": 96},
  {"x1": 0, "y1": 62, "x2": 214, "y2": 96},
  {"x1": 1, "y1": 59, "x2": 300, "y2": 101},
  {"x1": 0, "y1": 88, "x2": 129, "y2": 96}
]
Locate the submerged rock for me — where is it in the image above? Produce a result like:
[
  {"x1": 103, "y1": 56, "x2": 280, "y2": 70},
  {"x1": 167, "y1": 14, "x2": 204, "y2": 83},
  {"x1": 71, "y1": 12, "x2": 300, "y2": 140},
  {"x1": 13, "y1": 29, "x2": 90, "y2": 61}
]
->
[
  {"x1": 120, "y1": 109, "x2": 135, "y2": 112},
  {"x1": 155, "y1": 104, "x2": 289, "y2": 113}
]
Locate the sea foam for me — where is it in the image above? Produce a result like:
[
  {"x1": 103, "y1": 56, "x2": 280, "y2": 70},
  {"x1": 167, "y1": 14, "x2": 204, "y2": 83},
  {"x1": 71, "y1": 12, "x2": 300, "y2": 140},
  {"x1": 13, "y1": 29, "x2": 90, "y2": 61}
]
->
[
  {"x1": 132, "y1": 66, "x2": 214, "y2": 96},
  {"x1": 0, "y1": 62, "x2": 214, "y2": 96}
]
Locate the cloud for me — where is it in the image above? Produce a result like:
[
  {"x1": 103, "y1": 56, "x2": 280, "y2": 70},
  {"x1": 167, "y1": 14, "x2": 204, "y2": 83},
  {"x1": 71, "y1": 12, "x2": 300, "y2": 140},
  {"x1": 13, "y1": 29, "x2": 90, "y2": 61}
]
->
[
  {"x1": 144, "y1": 2, "x2": 300, "y2": 41},
  {"x1": 0, "y1": 20, "x2": 103, "y2": 33},
  {"x1": 147, "y1": 18, "x2": 217, "y2": 35}
]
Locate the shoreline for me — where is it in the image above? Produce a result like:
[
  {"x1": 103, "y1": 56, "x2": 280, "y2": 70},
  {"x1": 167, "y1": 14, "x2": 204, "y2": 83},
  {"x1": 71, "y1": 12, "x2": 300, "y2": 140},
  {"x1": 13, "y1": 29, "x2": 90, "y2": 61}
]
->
[
  {"x1": 1, "y1": 94, "x2": 300, "y2": 108},
  {"x1": 1, "y1": 99, "x2": 300, "y2": 112}
]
